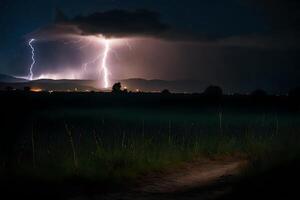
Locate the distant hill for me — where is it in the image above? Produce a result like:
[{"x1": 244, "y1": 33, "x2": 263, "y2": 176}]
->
[
  {"x1": 118, "y1": 79, "x2": 209, "y2": 93},
  {"x1": 0, "y1": 75, "x2": 209, "y2": 93},
  {"x1": 0, "y1": 78, "x2": 99, "y2": 92},
  {"x1": 0, "y1": 74, "x2": 28, "y2": 83}
]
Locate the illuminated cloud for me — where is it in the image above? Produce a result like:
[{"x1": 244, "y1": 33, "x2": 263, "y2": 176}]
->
[
  {"x1": 28, "y1": 9, "x2": 168, "y2": 41},
  {"x1": 27, "y1": 2, "x2": 299, "y2": 48},
  {"x1": 73, "y1": 9, "x2": 169, "y2": 38}
]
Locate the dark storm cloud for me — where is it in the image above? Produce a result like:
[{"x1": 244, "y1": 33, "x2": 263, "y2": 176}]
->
[
  {"x1": 28, "y1": 5, "x2": 259, "y2": 42},
  {"x1": 28, "y1": 24, "x2": 82, "y2": 41},
  {"x1": 15, "y1": 0, "x2": 300, "y2": 44},
  {"x1": 27, "y1": 0, "x2": 298, "y2": 45},
  {"x1": 73, "y1": 9, "x2": 168, "y2": 38},
  {"x1": 29, "y1": 9, "x2": 168, "y2": 40}
]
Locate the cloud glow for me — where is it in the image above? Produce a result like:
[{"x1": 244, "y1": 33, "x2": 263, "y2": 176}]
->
[{"x1": 23, "y1": 35, "x2": 128, "y2": 88}]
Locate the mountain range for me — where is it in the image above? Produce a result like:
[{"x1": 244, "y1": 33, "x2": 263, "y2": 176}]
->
[{"x1": 0, "y1": 74, "x2": 209, "y2": 93}]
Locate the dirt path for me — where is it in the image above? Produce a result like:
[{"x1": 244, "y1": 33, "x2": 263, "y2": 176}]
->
[
  {"x1": 137, "y1": 159, "x2": 245, "y2": 194},
  {"x1": 70, "y1": 159, "x2": 246, "y2": 200}
]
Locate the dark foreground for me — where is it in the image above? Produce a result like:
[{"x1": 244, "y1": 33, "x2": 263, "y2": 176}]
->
[{"x1": 0, "y1": 91, "x2": 300, "y2": 199}]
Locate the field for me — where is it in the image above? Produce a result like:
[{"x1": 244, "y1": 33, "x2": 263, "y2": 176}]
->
[{"x1": 1, "y1": 91, "x2": 300, "y2": 199}]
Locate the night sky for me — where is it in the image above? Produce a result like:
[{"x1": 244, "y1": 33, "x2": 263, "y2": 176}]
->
[{"x1": 0, "y1": 0, "x2": 299, "y2": 93}]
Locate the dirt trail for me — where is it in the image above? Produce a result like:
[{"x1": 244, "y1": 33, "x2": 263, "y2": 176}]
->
[
  {"x1": 137, "y1": 159, "x2": 245, "y2": 194},
  {"x1": 70, "y1": 159, "x2": 246, "y2": 200}
]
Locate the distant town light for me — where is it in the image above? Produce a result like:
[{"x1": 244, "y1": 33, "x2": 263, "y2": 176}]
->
[{"x1": 30, "y1": 88, "x2": 42, "y2": 92}]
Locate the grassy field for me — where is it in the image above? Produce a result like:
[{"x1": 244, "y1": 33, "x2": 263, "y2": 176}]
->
[{"x1": 0, "y1": 92, "x2": 300, "y2": 197}]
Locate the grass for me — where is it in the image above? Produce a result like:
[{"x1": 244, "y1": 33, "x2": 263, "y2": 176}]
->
[
  {"x1": 1, "y1": 106, "x2": 299, "y2": 186},
  {"x1": 0, "y1": 90, "x2": 299, "y2": 189}
]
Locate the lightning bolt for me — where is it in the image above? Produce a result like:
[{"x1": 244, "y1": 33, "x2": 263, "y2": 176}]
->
[
  {"x1": 80, "y1": 38, "x2": 111, "y2": 88},
  {"x1": 25, "y1": 36, "x2": 114, "y2": 87},
  {"x1": 101, "y1": 39, "x2": 110, "y2": 88},
  {"x1": 125, "y1": 40, "x2": 133, "y2": 51},
  {"x1": 82, "y1": 53, "x2": 102, "y2": 72},
  {"x1": 28, "y1": 39, "x2": 36, "y2": 80}
]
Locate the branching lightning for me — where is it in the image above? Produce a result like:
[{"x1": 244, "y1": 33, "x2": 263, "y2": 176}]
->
[
  {"x1": 101, "y1": 39, "x2": 110, "y2": 88},
  {"x1": 81, "y1": 38, "x2": 111, "y2": 88},
  {"x1": 82, "y1": 53, "x2": 102, "y2": 72},
  {"x1": 28, "y1": 39, "x2": 36, "y2": 80},
  {"x1": 26, "y1": 36, "x2": 119, "y2": 89}
]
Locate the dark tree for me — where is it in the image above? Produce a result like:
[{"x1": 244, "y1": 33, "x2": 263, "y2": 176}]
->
[
  {"x1": 251, "y1": 89, "x2": 267, "y2": 97},
  {"x1": 203, "y1": 85, "x2": 223, "y2": 97},
  {"x1": 161, "y1": 89, "x2": 171, "y2": 95},
  {"x1": 112, "y1": 82, "x2": 122, "y2": 93}
]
